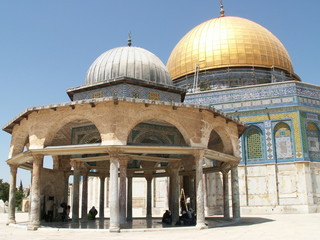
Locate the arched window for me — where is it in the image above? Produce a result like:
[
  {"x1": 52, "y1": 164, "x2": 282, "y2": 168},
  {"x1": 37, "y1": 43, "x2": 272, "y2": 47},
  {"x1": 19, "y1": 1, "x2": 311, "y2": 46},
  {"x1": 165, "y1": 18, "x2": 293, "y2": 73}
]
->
[
  {"x1": 307, "y1": 122, "x2": 320, "y2": 160},
  {"x1": 244, "y1": 126, "x2": 264, "y2": 163},
  {"x1": 274, "y1": 122, "x2": 293, "y2": 160}
]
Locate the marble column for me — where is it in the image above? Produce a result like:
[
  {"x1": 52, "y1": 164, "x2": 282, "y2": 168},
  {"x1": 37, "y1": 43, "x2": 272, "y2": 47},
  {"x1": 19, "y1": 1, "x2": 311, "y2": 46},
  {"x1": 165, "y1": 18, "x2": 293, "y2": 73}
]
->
[
  {"x1": 99, "y1": 175, "x2": 106, "y2": 219},
  {"x1": 71, "y1": 160, "x2": 81, "y2": 222},
  {"x1": 168, "y1": 163, "x2": 180, "y2": 225},
  {"x1": 231, "y1": 166, "x2": 240, "y2": 220},
  {"x1": 81, "y1": 169, "x2": 89, "y2": 221},
  {"x1": 63, "y1": 172, "x2": 70, "y2": 205},
  {"x1": 7, "y1": 165, "x2": 17, "y2": 225},
  {"x1": 222, "y1": 170, "x2": 230, "y2": 219},
  {"x1": 27, "y1": 155, "x2": 43, "y2": 230},
  {"x1": 195, "y1": 151, "x2": 206, "y2": 229},
  {"x1": 109, "y1": 151, "x2": 120, "y2": 232},
  {"x1": 127, "y1": 175, "x2": 133, "y2": 221},
  {"x1": 146, "y1": 177, "x2": 153, "y2": 219},
  {"x1": 119, "y1": 157, "x2": 128, "y2": 224},
  {"x1": 169, "y1": 177, "x2": 173, "y2": 212},
  {"x1": 189, "y1": 175, "x2": 196, "y2": 211}
]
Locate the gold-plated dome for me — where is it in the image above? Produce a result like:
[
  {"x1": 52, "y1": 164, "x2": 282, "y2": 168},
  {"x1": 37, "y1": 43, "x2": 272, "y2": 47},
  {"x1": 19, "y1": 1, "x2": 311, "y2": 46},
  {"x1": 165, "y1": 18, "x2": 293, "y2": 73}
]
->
[{"x1": 167, "y1": 16, "x2": 294, "y2": 80}]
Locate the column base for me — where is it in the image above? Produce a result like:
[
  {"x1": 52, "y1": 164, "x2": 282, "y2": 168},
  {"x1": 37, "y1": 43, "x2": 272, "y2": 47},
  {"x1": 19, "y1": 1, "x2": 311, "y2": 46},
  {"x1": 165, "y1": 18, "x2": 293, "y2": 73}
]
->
[
  {"x1": 27, "y1": 223, "x2": 40, "y2": 231},
  {"x1": 109, "y1": 225, "x2": 120, "y2": 233},
  {"x1": 6, "y1": 219, "x2": 16, "y2": 225},
  {"x1": 196, "y1": 222, "x2": 208, "y2": 230},
  {"x1": 232, "y1": 217, "x2": 241, "y2": 222}
]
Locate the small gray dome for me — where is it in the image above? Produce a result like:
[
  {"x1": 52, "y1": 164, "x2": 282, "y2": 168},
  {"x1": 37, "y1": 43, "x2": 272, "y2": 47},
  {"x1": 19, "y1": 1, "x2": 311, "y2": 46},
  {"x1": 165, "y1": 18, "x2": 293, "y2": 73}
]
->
[{"x1": 85, "y1": 46, "x2": 173, "y2": 86}]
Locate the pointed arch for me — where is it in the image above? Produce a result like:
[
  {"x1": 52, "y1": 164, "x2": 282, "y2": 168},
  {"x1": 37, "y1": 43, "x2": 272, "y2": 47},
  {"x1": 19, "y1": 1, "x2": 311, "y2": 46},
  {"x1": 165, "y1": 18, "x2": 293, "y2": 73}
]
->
[
  {"x1": 44, "y1": 117, "x2": 101, "y2": 147},
  {"x1": 243, "y1": 125, "x2": 264, "y2": 163},
  {"x1": 126, "y1": 115, "x2": 189, "y2": 146},
  {"x1": 306, "y1": 122, "x2": 320, "y2": 161},
  {"x1": 274, "y1": 122, "x2": 293, "y2": 160},
  {"x1": 127, "y1": 119, "x2": 187, "y2": 146}
]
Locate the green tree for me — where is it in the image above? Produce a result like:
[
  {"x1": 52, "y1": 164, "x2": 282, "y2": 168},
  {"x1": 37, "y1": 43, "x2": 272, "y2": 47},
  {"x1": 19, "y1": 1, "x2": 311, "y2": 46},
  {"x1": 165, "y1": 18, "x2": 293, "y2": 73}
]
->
[
  {"x1": 0, "y1": 179, "x2": 10, "y2": 202},
  {"x1": 15, "y1": 189, "x2": 24, "y2": 210},
  {"x1": 19, "y1": 180, "x2": 23, "y2": 192}
]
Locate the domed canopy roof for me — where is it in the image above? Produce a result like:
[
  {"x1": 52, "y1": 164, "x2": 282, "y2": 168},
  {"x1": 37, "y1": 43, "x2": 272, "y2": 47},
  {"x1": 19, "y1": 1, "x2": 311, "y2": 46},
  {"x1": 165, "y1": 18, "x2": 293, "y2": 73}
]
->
[
  {"x1": 167, "y1": 16, "x2": 294, "y2": 81},
  {"x1": 85, "y1": 46, "x2": 172, "y2": 86}
]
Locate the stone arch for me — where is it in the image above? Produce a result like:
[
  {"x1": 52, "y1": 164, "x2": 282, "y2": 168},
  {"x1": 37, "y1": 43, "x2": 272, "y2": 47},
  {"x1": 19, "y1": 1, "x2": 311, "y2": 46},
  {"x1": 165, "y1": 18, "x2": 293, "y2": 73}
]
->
[
  {"x1": 80, "y1": 131, "x2": 101, "y2": 144},
  {"x1": 274, "y1": 122, "x2": 294, "y2": 160},
  {"x1": 127, "y1": 118, "x2": 187, "y2": 146},
  {"x1": 42, "y1": 183, "x2": 55, "y2": 197},
  {"x1": 134, "y1": 132, "x2": 171, "y2": 144},
  {"x1": 206, "y1": 126, "x2": 234, "y2": 155},
  {"x1": 127, "y1": 118, "x2": 188, "y2": 170},
  {"x1": 43, "y1": 114, "x2": 102, "y2": 147},
  {"x1": 125, "y1": 112, "x2": 191, "y2": 146},
  {"x1": 306, "y1": 122, "x2": 320, "y2": 160},
  {"x1": 10, "y1": 131, "x2": 30, "y2": 158}
]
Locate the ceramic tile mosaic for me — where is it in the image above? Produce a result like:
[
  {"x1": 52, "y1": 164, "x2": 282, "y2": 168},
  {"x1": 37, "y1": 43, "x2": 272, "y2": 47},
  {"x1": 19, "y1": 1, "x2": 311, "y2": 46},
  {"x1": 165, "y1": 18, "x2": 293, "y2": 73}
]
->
[
  {"x1": 274, "y1": 123, "x2": 293, "y2": 160},
  {"x1": 265, "y1": 127, "x2": 274, "y2": 160},
  {"x1": 73, "y1": 83, "x2": 181, "y2": 102},
  {"x1": 185, "y1": 82, "x2": 320, "y2": 112},
  {"x1": 246, "y1": 128, "x2": 263, "y2": 160},
  {"x1": 307, "y1": 122, "x2": 320, "y2": 160}
]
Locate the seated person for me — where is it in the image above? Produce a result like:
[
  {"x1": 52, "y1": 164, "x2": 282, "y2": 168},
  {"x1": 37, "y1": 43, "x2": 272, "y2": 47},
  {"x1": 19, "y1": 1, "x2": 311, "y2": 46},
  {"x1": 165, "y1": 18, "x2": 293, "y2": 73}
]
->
[
  {"x1": 88, "y1": 206, "x2": 98, "y2": 220},
  {"x1": 161, "y1": 210, "x2": 172, "y2": 224},
  {"x1": 177, "y1": 209, "x2": 196, "y2": 226}
]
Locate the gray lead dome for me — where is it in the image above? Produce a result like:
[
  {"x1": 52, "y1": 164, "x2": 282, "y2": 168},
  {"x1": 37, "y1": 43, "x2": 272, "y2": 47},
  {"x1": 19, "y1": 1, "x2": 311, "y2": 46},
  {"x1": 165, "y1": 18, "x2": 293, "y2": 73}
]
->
[{"x1": 85, "y1": 46, "x2": 173, "y2": 86}]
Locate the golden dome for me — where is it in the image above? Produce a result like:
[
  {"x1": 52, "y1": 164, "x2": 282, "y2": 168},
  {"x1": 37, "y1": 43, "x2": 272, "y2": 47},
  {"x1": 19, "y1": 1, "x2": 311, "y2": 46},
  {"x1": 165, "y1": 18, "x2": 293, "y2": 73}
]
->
[{"x1": 167, "y1": 16, "x2": 294, "y2": 80}]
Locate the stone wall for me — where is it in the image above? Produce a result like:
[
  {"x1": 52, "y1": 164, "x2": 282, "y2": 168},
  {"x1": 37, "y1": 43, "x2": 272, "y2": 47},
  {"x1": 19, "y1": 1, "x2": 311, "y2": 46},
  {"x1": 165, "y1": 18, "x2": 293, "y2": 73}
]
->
[
  {"x1": 238, "y1": 162, "x2": 320, "y2": 214},
  {"x1": 40, "y1": 168, "x2": 65, "y2": 220}
]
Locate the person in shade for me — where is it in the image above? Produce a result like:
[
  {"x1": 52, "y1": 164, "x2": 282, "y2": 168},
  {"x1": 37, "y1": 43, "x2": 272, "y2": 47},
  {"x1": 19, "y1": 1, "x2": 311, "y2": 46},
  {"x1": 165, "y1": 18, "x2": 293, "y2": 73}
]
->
[{"x1": 88, "y1": 206, "x2": 98, "y2": 220}]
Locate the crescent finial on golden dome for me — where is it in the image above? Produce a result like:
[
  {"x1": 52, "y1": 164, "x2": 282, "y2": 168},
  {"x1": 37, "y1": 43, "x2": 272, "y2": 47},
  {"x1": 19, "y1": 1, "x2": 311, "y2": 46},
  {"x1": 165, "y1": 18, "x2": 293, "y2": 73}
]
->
[
  {"x1": 128, "y1": 32, "x2": 132, "y2": 47},
  {"x1": 220, "y1": 0, "x2": 225, "y2": 17}
]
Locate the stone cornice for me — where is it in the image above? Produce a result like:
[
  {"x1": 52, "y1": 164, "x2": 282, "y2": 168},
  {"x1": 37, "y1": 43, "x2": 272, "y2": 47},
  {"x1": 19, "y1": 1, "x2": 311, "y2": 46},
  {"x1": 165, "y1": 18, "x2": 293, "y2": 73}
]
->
[{"x1": 2, "y1": 96, "x2": 244, "y2": 134}]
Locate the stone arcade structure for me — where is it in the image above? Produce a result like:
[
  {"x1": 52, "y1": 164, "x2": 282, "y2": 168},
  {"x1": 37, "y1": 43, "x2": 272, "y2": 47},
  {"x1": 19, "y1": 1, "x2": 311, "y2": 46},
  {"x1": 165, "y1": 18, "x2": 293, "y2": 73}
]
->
[{"x1": 3, "y1": 45, "x2": 245, "y2": 231}]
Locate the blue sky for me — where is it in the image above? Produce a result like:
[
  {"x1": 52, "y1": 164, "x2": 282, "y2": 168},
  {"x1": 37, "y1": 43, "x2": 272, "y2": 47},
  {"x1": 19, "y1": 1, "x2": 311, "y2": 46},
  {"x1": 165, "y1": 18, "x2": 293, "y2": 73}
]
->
[{"x1": 0, "y1": 0, "x2": 319, "y2": 186}]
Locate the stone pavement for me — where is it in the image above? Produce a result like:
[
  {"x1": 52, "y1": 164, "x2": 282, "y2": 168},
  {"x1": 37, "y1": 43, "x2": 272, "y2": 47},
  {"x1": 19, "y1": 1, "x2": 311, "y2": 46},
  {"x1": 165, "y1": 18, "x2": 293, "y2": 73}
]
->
[{"x1": 0, "y1": 212, "x2": 319, "y2": 240}]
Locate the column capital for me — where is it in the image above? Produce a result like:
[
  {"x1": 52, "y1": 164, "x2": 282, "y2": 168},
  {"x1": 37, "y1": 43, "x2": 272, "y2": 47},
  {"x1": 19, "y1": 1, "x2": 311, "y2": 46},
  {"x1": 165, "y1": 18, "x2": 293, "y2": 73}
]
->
[
  {"x1": 221, "y1": 162, "x2": 232, "y2": 174},
  {"x1": 167, "y1": 161, "x2": 181, "y2": 175},
  {"x1": 9, "y1": 165, "x2": 18, "y2": 174},
  {"x1": 64, "y1": 171, "x2": 72, "y2": 178},
  {"x1": 170, "y1": 161, "x2": 181, "y2": 169},
  {"x1": 70, "y1": 160, "x2": 83, "y2": 170},
  {"x1": 230, "y1": 162, "x2": 239, "y2": 168},
  {"x1": 31, "y1": 154, "x2": 44, "y2": 165},
  {"x1": 107, "y1": 147, "x2": 121, "y2": 160},
  {"x1": 98, "y1": 173, "x2": 107, "y2": 179},
  {"x1": 193, "y1": 149, "x2": 205, "y2": 160},
  {"x1": 145, "y1": 176, "x2": 153, "y2": 182},
  {"x1": 32, "y1": 154, "x2": 43, "y2": 159},
  {"x1": 81, "y1": 167, "x2": 89, "y2": 176},
  {"x1": 119, "y1": 155, "x2": 130, "y2": 167},
  {"x1": 127, "y1": 172, "x2": 134, "y2": 178}
]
